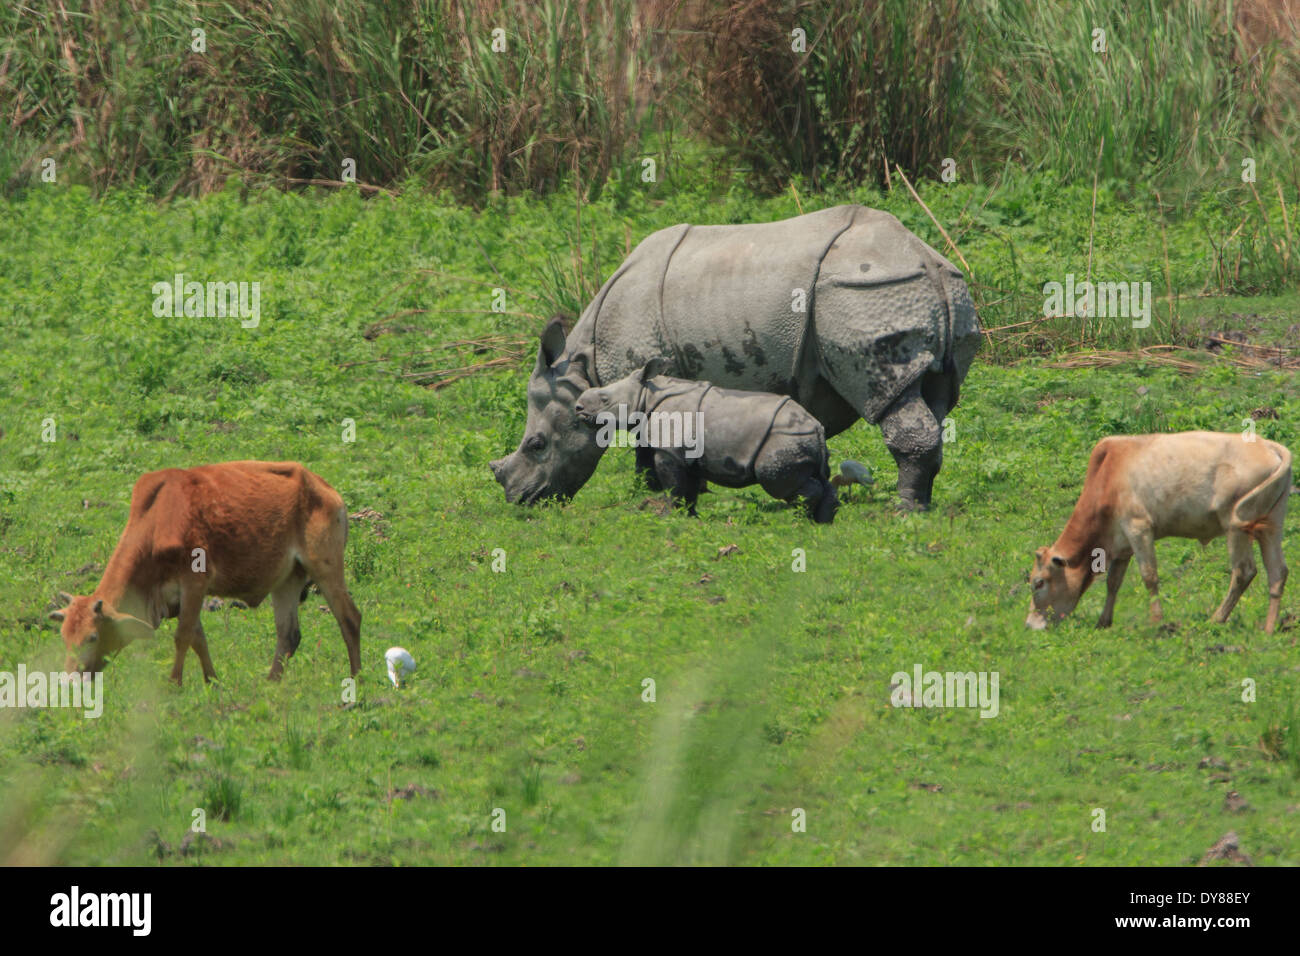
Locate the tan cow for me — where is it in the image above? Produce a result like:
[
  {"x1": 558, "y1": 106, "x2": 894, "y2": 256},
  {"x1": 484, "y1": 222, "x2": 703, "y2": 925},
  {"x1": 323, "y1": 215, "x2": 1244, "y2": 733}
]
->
[
  {"x1": 1027, "y1": 432, "x2": 1291, "y2": 633},
  {"x1": 50, "y1": 461, "x2": 362, "y2": 684}
]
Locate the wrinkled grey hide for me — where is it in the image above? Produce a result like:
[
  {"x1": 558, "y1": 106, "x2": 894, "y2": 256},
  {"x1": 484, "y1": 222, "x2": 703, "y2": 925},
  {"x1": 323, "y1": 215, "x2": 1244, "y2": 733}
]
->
[
  {"x1": 575, "y1": 361, "x2": 838, "y2": 522},
  {"x1": 490, "y1": 204, "x2": 980, "y2": 508}
]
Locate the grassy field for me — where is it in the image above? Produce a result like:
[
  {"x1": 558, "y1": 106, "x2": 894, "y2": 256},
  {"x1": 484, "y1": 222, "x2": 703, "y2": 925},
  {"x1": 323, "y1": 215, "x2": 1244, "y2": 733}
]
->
[{"x1": 1, "y1": 183, "x2": 1298, "y2": 866}]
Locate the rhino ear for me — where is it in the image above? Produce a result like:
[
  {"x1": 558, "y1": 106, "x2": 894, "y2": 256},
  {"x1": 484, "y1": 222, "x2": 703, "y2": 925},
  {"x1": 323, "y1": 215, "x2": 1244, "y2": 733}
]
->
[
  {"x1": 538, "y1": 317, "x2": 568, "y2": 368},
  {"x1": 641, "y1": 357, "x2": 667, "y2": 383},
  {"x1": 568, "y1": 347, "x2": 592, "y2": 385}
]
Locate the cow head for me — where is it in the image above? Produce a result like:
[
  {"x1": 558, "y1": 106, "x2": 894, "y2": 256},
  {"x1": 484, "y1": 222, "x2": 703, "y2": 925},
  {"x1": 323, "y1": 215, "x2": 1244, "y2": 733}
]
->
[
  {"x1": 574, "y1": 358, "x2": 665, "y2": 427},
  {"x1": 1025, "y1": 546, "x2": 1091, "y2": 628},
  {"x1": 490, "y1": 318, "x2": 608, "y2": 504},
  {"x1": 49, "y1": 593, "x2": 155, "y2": 673}
]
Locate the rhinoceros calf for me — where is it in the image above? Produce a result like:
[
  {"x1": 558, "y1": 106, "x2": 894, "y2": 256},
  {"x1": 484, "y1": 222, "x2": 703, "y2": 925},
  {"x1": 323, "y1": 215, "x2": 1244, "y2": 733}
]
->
[
  {"x1": 491, "y1": 204, "x2": 980, "y2": 511},
  {"x1": 575, "y1": 360, "x2": 838, "y2": 522}
]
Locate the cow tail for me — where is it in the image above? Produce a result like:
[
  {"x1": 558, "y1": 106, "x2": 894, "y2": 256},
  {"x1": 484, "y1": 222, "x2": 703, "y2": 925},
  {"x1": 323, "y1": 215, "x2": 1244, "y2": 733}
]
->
[{"x1": 1236, "y1": 442, "x2": 1293, "y2": 535}]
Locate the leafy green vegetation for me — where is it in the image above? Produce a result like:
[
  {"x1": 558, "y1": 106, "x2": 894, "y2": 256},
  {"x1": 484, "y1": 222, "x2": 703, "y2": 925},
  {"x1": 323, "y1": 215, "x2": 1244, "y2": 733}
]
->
[
  {"x1": 1, "y1": 183, "x2": 1296, "y2": 865},
  {"x1": 3, "y1": 1, "x2": 1296, "y2": 200}
]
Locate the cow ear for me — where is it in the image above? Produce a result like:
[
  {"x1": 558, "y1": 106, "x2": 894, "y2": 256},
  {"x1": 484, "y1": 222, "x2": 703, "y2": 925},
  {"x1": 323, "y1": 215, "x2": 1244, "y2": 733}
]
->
[
  {"x1": 1050, "y1": 555, "x2": 1065, "y2": 568},
  {"x1": 539, "y1": 318, "x2": 568, "y2": 368},
  {"x1": 112, "y1": 614, "x2": 156, "y2": 644},
  {"x1": 93, "y1": 601, "x2": 155, "y2": 642},
  {"x1": 57, "y1": 590, "x2": 74, "y2": 605},
  {"x1": 49, "y1": 610, "x2": 66, "y2": 623}
]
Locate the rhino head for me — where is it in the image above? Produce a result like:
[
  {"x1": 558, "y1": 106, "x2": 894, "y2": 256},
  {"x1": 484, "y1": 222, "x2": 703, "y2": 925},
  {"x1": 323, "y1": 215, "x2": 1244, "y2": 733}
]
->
[
  {"x1": 574, "y1": 359, "x2": 665, "y2": 427},
  {"x1": 490, "y1": 318, "x2": 608, "y2": 504}
]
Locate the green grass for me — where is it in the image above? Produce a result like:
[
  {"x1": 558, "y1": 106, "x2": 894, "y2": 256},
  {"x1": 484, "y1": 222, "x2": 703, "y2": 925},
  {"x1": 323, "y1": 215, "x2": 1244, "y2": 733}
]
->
[
  {"x1": 0, "y1": 183, "x2": 1297, "y2": 865},
  {"x1": 4, "y1": 1, "x2": 1295, "y2": 201},
  {"x1": 0, "y1": 0, "x2": 672, "y2": 201},
  {"x1": 964, "y1": 0, "x2": 1299, "y2": 190}
]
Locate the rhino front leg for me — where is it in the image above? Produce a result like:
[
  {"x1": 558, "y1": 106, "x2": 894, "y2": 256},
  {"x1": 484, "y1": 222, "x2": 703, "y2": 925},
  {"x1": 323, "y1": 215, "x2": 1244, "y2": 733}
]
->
[
  {"x1": 653, "y1": 453, "x2": 701, "y2": 515},
  {"x1": 635, "y1": 445, "x2": 664, "y2": 491},
  {"x1": 878, "y1": 382, "x2": 942, "y2": 511}
]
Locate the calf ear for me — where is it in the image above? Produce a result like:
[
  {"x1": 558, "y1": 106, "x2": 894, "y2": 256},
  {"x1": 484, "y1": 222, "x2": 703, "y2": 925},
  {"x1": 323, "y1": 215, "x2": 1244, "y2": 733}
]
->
[
  {"x1": 49, "y1": 610, "x2": 66, "y2": 623},
  {"x1": 568, "y1": 348, "x2": 592, "y2": 385},
  {"x1": 1050, "y1": 555, "x2": 1065, "y2": 568}
]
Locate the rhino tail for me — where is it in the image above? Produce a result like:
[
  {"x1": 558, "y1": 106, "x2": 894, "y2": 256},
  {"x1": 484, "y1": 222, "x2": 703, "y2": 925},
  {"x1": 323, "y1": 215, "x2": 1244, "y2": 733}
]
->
[{"x1": 919, "y1": 248, "x2": 959, "y2": 401}]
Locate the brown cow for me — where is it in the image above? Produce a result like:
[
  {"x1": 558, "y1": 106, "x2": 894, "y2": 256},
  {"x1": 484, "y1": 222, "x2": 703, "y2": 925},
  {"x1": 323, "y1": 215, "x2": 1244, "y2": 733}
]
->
[
  {"x1": 1027, "y1": 432, "x2": 1291, "y2": 633},
  {"x1": 49, "y1": 461, "x2": 362, "y2": 684}
]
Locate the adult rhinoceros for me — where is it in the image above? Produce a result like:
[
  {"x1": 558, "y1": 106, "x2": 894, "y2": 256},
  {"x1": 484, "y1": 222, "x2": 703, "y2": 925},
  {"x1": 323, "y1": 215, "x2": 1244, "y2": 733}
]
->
[{"x1": 490, "y1": 204, "x2": 980, "y2": 510}]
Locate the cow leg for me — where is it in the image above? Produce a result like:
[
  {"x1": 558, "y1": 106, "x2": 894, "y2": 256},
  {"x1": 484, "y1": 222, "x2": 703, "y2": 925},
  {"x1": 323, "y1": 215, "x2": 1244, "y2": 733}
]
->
[
  {"x1": 269, "y1": 567, "x2": 309, "y2": 681},
  {"x1": 877, "y1": 382, "x2": 943, "y2": 511},
  {"x1": 1096, "y1": 555, "x2": 1130, "y2": 628},
  {"x1": 190, "y1": 620, "x2": 218, "y2": 683},
  {"x1": 1257, "y1": 529, "x2": 1288, "y2": 634},
  {"x1": 1212, "y1": 530, "x2": 1257, "y2": 625},
  {"x1": 170, "y1": 586, "x2": 205, "y2": 686},
  {"x1": 299, "y1": 508, "x2": 362, "y2": 678},
  {"x1": 315, "y1": 574, "x2": 362, "y2": 678},
  {"x1": 1125, "y1": 523, "x2": 1162, "y2": 623}
]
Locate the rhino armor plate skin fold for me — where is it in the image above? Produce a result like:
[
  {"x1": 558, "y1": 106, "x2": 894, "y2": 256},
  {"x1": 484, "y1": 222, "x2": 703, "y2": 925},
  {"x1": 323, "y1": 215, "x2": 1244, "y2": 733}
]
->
[
  {"x1": 575, "y1": 364, "x2": 838, "y2": 522},
  {"x1": 491, "y1": 205, "x2": 980, "y2": 510}
]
